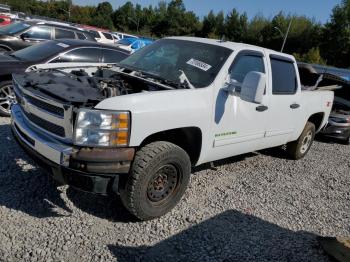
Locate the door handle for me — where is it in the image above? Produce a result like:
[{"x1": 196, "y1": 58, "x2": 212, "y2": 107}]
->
[
  {"x1": 256, "y1": 105, "x2": 268, "y2": 112},
  {"x1": 290, "y1": 103, "x2": 300, "y2": 109}
]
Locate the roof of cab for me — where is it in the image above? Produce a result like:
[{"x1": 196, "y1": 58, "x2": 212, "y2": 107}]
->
[{"x1": 167, "y1": 36, "x2": 295, "y2": 61}]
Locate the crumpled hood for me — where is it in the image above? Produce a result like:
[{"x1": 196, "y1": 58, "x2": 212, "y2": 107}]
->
[{"x1": 13, "y1": 70, "x2": 106, "y2": 104}]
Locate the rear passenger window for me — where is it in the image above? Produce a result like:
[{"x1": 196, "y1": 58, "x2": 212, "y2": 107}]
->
[
  {"x1": 55, "y1": 28, "x2": 75, "y2": 39},
  {"x1": 102, "y1": 32, "x2": 113, "y2": 40},
  {"x1": 89, "y1": 30, "x2": 100, "y2": 39},
  {"x1": 76, "y1": 32, "x2": 86, "y2": 40},
  {"x1": 102, "y1": 49, "x2": 128, "y2": 63},
  {"x1": 271, "y1": 58, "x2": 297, "y2": 94},
  {"x1": 230, "y1": 54, "x2": 265, "y2": 84}
]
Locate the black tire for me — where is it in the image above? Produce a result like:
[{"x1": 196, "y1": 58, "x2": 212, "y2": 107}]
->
[
  {"x1": 0, "y1": 81, "x2": 15, "y2": 117},
  {"x1": 286, "y1": 122, "x2": 315, "y2": 160},
  {"x1": 342, "y1": 136, "x2": 350, "y2": 145},
  {"x1": 120, "y1": 141, "x2": 191, "y2": 220}
]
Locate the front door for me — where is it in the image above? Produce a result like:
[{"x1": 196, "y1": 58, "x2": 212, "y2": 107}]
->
[{"x1": 208, "y1": 50, "x2": 270, "y2": 162}]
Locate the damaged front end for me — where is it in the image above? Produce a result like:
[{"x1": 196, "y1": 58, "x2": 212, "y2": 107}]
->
[{"x1": 11, "y1": 65, "x2": 177, "y2": 195}]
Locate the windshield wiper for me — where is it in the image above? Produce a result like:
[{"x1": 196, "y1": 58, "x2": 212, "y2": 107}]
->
[
  {"x1": 140, "y1": 71, "x2": 191, "y2": 89},
  {"x1": 178, "y1": 70, "x2": 195, "y2": 89},
  {"x1": 117, "y1": 64, "x2": 191, "y2": 89}
]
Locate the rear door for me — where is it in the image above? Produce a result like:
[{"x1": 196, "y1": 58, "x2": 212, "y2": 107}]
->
[{"x1": 264, "y1": 55, "x2": 302, "y2": 146}]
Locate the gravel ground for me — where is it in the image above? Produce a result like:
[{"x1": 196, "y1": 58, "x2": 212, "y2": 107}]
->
[{"x1": 0, "y1": 117, "x2": 349, "y2": 262}]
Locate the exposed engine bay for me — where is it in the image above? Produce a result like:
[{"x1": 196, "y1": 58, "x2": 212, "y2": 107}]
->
[{"x1": 13, "y1": 66, "x2": 178, "y2": 107}]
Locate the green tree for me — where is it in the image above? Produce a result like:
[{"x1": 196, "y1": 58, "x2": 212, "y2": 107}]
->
[
  {"x1": 294, "y1": 47, "x2": 326, "y2": 64},
  {"x1": 321, "y1": 0, "x2": 350, "y2": 67}
]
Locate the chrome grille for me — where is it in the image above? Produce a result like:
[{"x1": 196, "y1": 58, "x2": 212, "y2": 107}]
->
[
  {"x1": 25, "y1": 96, "x2": 64, "y2": 118},
  {"x1": 13, "y1": 78, "x2": 74, "y2": 141},
  {"x1": 24, "y1": 111, "x2": 65, "y2": 137}
]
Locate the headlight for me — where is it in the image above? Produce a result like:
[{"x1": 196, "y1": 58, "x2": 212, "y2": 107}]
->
[{"x1": 74, "y1": 109, "x2": 130, "y2": 147}]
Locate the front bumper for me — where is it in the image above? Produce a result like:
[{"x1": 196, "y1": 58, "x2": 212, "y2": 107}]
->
[
  {"x1": 320, "y1": 123, "x2": 350, "y2": 141},
  {"x1": 11, "y1": 104, "x2": 135, "y2": 195}
]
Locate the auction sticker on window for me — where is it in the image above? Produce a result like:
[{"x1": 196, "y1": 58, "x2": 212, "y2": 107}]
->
[{"x1": 186, "y1": 58, "x2": 212, "y2": 71}]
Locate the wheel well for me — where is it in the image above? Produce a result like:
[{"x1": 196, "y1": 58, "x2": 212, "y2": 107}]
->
[
  {"x1": 140, "y1": 127, "x2": 202, "y2": 165},
  {"x1": 0, "y1": 75, "x2": 12, "y2": 83},
  {"x1": 308, "y1": 112, "x2": 325, "y2": 131}
]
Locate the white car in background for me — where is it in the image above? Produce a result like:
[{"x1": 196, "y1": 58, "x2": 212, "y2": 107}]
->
[
  {"x1": 88, "y1": 30, "x2": 116, "y2": 45},
  {"x1": 78, "y1": 25, "x2": 116, "y2": 45},
  {"x1": 112, "y1": 31, "x2": 138, "y2": 41}
]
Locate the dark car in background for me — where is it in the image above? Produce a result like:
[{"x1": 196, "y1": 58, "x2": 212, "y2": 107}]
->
[
  {"x1": 298, "y1": 62, "x2": 350, "y2": 144},
  {"x1": 0, "y1": 39, "x2": 130, "y2": 116},
  {"x1": 0, "y1": 20, "x2": 95, "y2": 52}
]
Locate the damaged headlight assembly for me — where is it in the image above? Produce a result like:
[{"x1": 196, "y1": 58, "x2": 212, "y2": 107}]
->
[{"x1": 73, "y1": 109, "x2": 130, "y2": 147}]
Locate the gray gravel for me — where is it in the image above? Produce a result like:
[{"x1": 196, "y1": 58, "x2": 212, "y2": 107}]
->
[{"x1": 0, "y1": 117, "x2": 349, "y2": 262}]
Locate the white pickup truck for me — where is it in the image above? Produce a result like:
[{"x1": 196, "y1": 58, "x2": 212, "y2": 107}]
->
[{"x1": 11, "y1": 37, "x2": 334, "y2": 220}]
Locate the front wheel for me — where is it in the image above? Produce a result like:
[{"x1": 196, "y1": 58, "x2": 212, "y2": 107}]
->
[
  {"x1": 286, "y1": 122, "x2": 315, "y2": 160},
  {"x1": 0, "y1": 81, "x2": 15, "y2": 117},
  {"x1": 120, "y1": 141, "x2": 191, "y2": 220}
]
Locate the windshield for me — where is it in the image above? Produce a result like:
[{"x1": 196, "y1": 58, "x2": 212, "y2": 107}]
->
[
  {"x1": 11, "y1": 41, "x2": 67, "y2": 61},
  {"x1": 119, "y1": 39, "x2": 232, "y2": 88},
  {"x1": 0, "y1": 22, "x2": 31, "y2": 35}
]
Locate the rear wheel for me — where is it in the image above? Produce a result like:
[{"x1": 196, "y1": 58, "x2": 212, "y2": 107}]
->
[
  {"x1": 120, "y1": 141, "x2": 191, "y2": 220},
  {"x1": 0, "y1": 81, "x2": 15, "y2": 117},
  {"x1": 286, "y1": 122, "x2": 315, "y2": 160}
]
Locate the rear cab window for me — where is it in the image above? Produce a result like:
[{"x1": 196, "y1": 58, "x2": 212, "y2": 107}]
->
[{"x1": 270, "y1": 56, "x2": 298, "y2": 95}]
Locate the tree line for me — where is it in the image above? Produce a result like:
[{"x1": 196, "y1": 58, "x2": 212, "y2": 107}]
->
[{"x1": 0, "y1": 0, "x2": 349, "y2": 68}]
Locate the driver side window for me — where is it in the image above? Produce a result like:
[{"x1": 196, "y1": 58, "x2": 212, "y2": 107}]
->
[{"x1": 230, "y1": 54, "x2": 265, "y2": 91}]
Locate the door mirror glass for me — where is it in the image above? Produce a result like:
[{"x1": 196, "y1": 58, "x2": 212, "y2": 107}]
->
[{"x1": 240, "y1": 71, "x2": 266, "y2": 104}]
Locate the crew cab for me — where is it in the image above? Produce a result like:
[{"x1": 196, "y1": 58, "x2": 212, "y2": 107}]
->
[{"x1": 11, "y1": 37, "x2": 334, "y2": 220}]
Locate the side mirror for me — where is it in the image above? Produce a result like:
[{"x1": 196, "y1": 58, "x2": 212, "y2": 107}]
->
[
  {"x1": 20, "y1": 33, "x2": 28, "y2": 40},
  {"x1": 223, "y1": 75, "x2": 241, "y2": 95},
  {"x1": 240, "y1": 71, "x2": 266, "y2": 104}
]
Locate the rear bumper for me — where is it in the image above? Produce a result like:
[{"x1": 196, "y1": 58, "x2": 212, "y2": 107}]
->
[
  {"x1": 320, "y1": 124, "x2": 350, "y2": 141},
  {"x1": 11, "y1": 104, "x2": 135, "y2": 195}
]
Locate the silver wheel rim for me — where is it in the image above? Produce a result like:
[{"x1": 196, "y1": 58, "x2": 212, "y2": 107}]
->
[
  {"x1": 0, "y1": 84, "x2": 15, "y2": 115},
  {"x1": 300, "y1": 131, "x2": 313, "y2": 154}
]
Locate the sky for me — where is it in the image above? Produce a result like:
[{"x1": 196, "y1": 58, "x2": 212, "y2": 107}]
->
[{"x1": 73, "y1": 0, "x2": 341, "y2": 23}]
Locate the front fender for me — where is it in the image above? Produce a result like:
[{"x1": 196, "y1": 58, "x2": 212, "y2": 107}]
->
[{"x1": 95, "y1": 87, "x2": 212, "y2": 147}]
